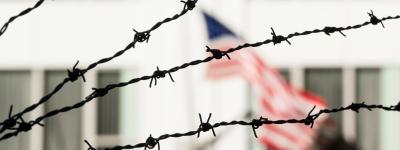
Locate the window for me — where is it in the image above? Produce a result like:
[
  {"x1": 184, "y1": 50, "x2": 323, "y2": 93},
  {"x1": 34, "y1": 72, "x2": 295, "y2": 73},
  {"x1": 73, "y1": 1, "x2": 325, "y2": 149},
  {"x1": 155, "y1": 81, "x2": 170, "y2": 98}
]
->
[
  {"x1": 96, "y1": 71, "x2": 121, "y2": 148},
  {"x1": 305, "y1": 68, "x2": 343, "y2": 127},
  {"x1": 97, "y1": 71, "x2": 120, "y2": 135},
  {"x1": 279, "y1": 69, "x2": 290, "y2": 83},
  {"x1": 44, "y1": 71, "x2": 82, "y2": 150},
  {"x1": 356, "y1": 68, "x2": 380, "y2": 150},
  {"x1": 0, "y1": 71, "x2": 31, "y2": 150}
]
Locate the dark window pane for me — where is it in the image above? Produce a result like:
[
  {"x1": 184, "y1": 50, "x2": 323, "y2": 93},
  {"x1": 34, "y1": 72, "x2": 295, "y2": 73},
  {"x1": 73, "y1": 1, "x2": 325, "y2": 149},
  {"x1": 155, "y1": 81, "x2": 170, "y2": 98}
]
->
[
  {"x1": 356, "y1": 68, "x2": 380, "y2": 150},
  {"x1": 0, "y1": 71, "x2": 31, "y2": 150},
  {"x1": 305, "y1": 68, "x2": 342, "y2": 126},
  {"x1": 45, "y1": 71, "x2": 82, "y2": 150},
  {"x1": 97, "y1": 71, "x2": 120, "y2": 135},
  {"x1": 279, "y1": 69, "x2": 290, "y2": 83}
]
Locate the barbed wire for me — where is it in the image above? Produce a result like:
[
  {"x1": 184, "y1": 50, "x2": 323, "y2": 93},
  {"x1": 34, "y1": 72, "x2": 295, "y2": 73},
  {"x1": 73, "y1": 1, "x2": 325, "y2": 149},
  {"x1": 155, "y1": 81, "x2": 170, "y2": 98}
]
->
[
  {"x1": 0, "y1": 0, "x2": 198, "y2": 135},
  {"x1": 83, "y1": 102, "x2": 400, "y2": 150},
  {"x1": 195, "y1": 111, "x2": 252, "y2": 150},
  {"x1": 0, "y1": 10, "x2": 399, "y2": 141},
  {"x1": 0, "y1": 0, "x2": 45, "y2": 38}
]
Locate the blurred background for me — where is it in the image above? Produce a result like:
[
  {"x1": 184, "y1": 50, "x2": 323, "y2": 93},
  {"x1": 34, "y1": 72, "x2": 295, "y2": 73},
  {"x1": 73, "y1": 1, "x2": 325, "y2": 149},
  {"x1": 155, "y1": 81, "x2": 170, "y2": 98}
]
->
[{"x1": 1, "y1": 0, "x2": 400, "y2": 150}]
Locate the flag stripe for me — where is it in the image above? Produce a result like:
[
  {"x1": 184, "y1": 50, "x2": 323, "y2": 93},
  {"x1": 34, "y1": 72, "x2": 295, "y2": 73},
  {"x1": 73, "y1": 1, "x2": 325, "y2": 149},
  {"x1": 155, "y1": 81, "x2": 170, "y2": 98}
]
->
[{"x1": 203, "y1": 12, "x2": 327, "y2": 150}]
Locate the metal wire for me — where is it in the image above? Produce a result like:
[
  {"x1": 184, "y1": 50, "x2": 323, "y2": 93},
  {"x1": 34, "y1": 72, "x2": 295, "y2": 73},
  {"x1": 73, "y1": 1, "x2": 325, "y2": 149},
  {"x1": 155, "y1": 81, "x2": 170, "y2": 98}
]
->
[
  {"x1": 85, "y1": 102, "x2": 400, "y2": 150},
  {"x1": 0, "y1": 0, "x2": 198, "y2": 135}
]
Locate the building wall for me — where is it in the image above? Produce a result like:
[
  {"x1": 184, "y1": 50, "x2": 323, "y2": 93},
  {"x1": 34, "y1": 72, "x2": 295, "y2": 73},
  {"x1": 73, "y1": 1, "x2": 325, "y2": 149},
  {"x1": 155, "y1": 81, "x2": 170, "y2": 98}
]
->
[{"x1": 0, "y1": 0, "x2": 400, "y2": 150}]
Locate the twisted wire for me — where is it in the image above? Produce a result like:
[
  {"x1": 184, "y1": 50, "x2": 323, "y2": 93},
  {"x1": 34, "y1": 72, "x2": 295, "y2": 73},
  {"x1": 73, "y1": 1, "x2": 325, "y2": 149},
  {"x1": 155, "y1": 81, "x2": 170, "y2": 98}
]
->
[
  {"x1": 0, "y1": 11, "x2": 399, "y2": 142},
  {"x1": 0, "y1": 0, "x2": 45, "y2": 38},
  {"x1": 85, "y1": 102, "x2": 400, "y2": 150},
  {"x1": 0, "y1": 0, "x2": 198, "y2": 133}
]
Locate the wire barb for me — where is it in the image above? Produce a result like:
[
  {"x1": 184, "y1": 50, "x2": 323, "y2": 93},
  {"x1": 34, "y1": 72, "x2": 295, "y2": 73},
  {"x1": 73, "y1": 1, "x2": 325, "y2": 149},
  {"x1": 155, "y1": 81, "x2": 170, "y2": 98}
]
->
[
  {"x1": 133, "y1": 29, "x2": 151, "y2": 43},
  {"x1": 17, "y1": 117, "x2": 43, "y2": 133},
  {"x1": 206, "y1": 46, "x2": 231, "y2": 60},
  {"x1": 349, "y1": 102, "x2": 371, "y2": 113},
  {"x1": 368, "y1": 10, "x2": 385, "y2": 28},
  {"x1": 149, "y1": 67, "x2": 175, "y2": 88},
  {"x1": 0, "y1": 106, "x2": 45, "y2": 134},
  {"x1": 84, "y1": 139, "x2": 97, "y2": 150},
  {"x1": 251, "y1": 116, "x2": 265, "y2": 138},
  {"x1": 323, "y1": 27, "x2": 346, "y2": 37},
  {"x1": 270, "y1": 27, "x2": 291, "y2": 45},
  {"x1": 88, "y1": 88, "x2": 109, "y2": 98},
  {"x1": 197, "y1": 113, "x2": 216, "y2": 138},
  {"x1": 181, "y1": 0, "x2": 198, "y2": 11},
  {"x1": 17, "y1": 122, "x2": 32, "y2": 132},
  {"x1": 390, "y1": 102, "x2": 400, "y2": 111},
  {"x1": 304, "y1": 106, "x2": 317, "y2": 128},
  {"x1": 0, "y1": 105, "x2": 17, "y2": 133},
  {"x1": 67, "y1": 60, "x2": 86, "y2": 82},
  {"x1": 145, "y1": 134, "x2": 160, "y2": 150}
]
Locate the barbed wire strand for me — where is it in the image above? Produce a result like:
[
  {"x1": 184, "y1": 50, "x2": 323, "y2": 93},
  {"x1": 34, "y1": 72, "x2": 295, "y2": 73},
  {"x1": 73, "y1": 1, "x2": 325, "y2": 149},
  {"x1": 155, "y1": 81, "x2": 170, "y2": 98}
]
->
[
  {"x1": 0, "y1": 11, "x2": 398, "y2": 141},
  {"x1": 83, "y1": 102, "x2": 400, "y2": 150},
  {"x1": 0, "y1": 0, "x2": 198, "y2": 134},
  {"x1": 0, "y1": 0, "x2": 45, "y2": 38},
  {"x1": 195, "y1": 111, "x2": 252, "y2": 150}
]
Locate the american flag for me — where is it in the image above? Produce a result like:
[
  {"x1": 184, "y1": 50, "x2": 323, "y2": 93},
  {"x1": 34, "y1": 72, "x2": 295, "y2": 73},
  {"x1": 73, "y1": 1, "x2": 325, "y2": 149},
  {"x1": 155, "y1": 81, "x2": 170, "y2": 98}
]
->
[{"x1": 202, "y1": 11, "x2": 327, "y2": 150}]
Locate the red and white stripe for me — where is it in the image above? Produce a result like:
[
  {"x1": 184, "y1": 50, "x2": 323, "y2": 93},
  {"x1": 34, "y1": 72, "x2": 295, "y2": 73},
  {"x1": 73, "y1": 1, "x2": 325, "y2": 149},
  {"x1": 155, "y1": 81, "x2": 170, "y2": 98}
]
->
[{"x1": 206, "y1": 36, "x2": 327, "y2": 150}]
